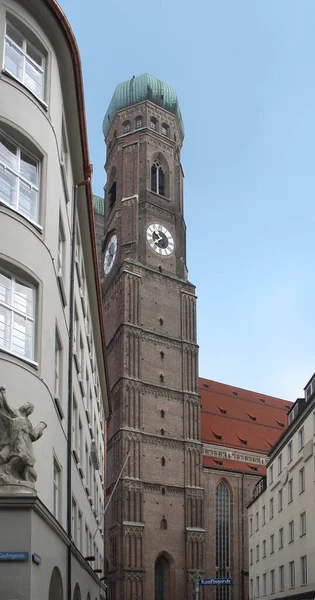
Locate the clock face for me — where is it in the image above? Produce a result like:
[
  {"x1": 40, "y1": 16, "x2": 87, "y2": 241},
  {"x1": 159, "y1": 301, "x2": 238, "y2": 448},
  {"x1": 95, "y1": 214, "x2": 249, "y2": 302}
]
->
[
  {"x1": 104, "y1": 233, "x2": 117, "y2": 275},
  {"x1": 146, "y1": 224, "x2": 174, "y2": 256}
]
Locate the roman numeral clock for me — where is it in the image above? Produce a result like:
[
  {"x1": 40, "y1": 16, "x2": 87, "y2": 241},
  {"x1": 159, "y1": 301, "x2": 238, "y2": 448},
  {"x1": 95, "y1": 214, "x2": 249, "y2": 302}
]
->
[{"x1": 146, "y1": 223, "x2": 174, "y2": 256}]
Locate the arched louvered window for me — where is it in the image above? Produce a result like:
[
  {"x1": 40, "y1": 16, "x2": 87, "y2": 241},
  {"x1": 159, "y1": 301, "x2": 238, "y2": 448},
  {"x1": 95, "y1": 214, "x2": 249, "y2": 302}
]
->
[
  {"x1": 216, "y1": 481, "x2": 231, "y2": 600},
  {"x1": 151, "y1": 160, "x2": 165, "y2": 196}
]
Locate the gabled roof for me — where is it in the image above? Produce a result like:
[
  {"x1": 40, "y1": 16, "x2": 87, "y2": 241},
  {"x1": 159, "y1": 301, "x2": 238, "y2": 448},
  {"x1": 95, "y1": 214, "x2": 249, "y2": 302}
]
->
[
  {"x1": 203, "y1": 456, "x2": 266, "y2": 476},
  {"x1": 200, "y1": 378, "x2": 292, "y2": 455}
]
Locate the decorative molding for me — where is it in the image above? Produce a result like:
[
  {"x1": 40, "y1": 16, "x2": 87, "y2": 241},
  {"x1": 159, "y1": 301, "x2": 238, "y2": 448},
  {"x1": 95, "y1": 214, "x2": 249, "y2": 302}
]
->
[
  {"x1": 143, "y1": 482, "x2": 185, "y2": 495},
  {"x1": 142, "y1": 434, "x2": 183, "y2": 449},
  {"x1": 140, "y1": 134, "x2": 174, "y2": 156},
  {"x1": 124, "y1": 480, "x2": 143, "y2": 492},
  {"x1": 123, "y1": 523, "x2": 144, "y2": 538},
  {"x1": 144, "y1": 201, "x2": 175, "y2": 222},
  {"x1": 124, "y1": 570, "x2": 144, "y2": 582},
  {"x1": 187, "y1": 529, "x2": 205, "y2": 542},
  {"x1": 185, "y1": 488, "x2": 204, "y2": 499},
  {"x1": 203, "y1": 444, "x2": 268, "y2": 466}
]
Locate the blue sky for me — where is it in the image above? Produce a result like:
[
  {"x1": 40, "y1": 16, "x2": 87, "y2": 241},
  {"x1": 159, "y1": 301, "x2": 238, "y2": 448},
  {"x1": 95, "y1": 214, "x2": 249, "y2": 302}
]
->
[{"x1": 59, "y1": 0, "x2": 315, "y2": 401}]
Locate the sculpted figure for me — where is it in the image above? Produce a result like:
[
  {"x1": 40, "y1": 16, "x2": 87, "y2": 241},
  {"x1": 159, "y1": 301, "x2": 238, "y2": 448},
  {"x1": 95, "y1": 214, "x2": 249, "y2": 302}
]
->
[{"x1": 0, "y1": 386, "x2": 47, "y2": 486}]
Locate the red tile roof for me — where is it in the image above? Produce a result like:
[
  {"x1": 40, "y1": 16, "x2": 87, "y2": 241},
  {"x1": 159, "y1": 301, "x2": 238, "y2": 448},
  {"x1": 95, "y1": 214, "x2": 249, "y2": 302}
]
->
[
  {"x1": 203, "y1": 456, "x2": 266, "y2": 476},
  {"x1": 200, "y1": 378, "x2": 292, "y2": 456}
]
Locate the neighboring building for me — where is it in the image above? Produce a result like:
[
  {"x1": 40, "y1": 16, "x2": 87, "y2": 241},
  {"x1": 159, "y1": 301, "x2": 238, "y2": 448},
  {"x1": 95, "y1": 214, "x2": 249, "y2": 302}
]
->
[
  {"x1": 200, "y1": 378, "x2": 291, "y2": 600},
  {"x1": 248, "y1": 373, "x2": 315, "y2": 600},
  {"x1": 93, "y1": 73, "x2": 291, "y2": 600},
  {"x1": 0, "y1": 1, "x2": 110, "y2": 599}
]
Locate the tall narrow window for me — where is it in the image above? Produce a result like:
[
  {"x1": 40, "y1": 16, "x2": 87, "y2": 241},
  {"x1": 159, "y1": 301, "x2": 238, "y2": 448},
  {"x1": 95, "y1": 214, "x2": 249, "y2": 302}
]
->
[
  {"x1": 300, "y1": 511, "x2": 306, "y2": 536},
  {"x1": 4, "y1": 20, "x2": 45, "y2": 99},
  {"x1": 289, "y1": 561, "x2": 295, "y2": 588},
  {"x1": 269, "y1": 497, "x2": 274, "y2": 519},
  {"x1": 288, "y1": 478, "x2": 293, "y2": 503},
  {"x1": 299, "y1": 426, "x2": 304, "y2": 450},
  {"x1": 279, "y1": 565, "x2": 284, "y2": 591},
  {"x1": 299, "y1": 467, "x2": 305, "y2": 493},
  {"x1": 278, "y1": 488, "x2": 283, "y2": 512},
  {"x1": 151, "y1": 160, "x2": 165, "y2": 196},
  {"x1": 278, "y1": 453, "x2": 282, "y2": 474},
  {"x1": 270, "y1": 534, "x2": 274, "y2": 554},
  {"x1": 279, "y1": 527, "x2": 283, "y2": 549},
  {"x1": 53, "y1": 456, "x2": 61, "y2": 519},
  {"x1": 270, "y1": 570, "x2": 275, "y2": 593},
  {"x1": 289, "y1": 520, "x2": 294, "y2": 543},
  {"x1": 57, "y1": 215, "x2": 66, "y2": 279},
  {"x1": 155, "y1": 555, "x2": 170, "y2": 600},
  {"x1": 72, "y1": 496, "x2": 78, "y2": 544},
  {"x1": 150, "y1": 117, "x2": 158, "y2": 131},
  {"x1": 0, "y1": 132, "x2": 39, "y2": 222},
  {"x1": 108, "y1": 181, "x2": 116, "y2": 208},
  {"x1": 301, "y1": 555, "x2": 307, "y2": 585},
  {"x1": 161, "y1": 123, "x2": 169, "y2": 136},
  {"x1": 263, "y1": 573, "x2": 267, "y2": 595},
  {"x1": 216, "y1": 481, "x2": 231, "y2": 600},
  {"x1": 160, "y1": 518, "x2": 167, "y2": 530},
  {"x1": 262, "y1": 505, "x2": 266, "y2": 525},
  {"x1": 0, "y1": 269, "x2": 35, "y2": 360},
  {"x1": 123, "y1": 120, "x2": 131, "y2": 134},
  {"x1": 54, "y1": 328, "x2": 62, "y2": 400},
  {"x1": 135, "y1": 117, "x2": 143, "y2": 129},
  {"x1": 287, "y1": 441, "x2": 293, "y2": 463}
]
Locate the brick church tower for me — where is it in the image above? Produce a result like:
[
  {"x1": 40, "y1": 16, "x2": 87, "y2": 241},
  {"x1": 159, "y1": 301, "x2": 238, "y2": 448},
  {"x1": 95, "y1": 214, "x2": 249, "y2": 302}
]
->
[{"x1": 99, "y1": 74, "x2": 203, "y2": 600}]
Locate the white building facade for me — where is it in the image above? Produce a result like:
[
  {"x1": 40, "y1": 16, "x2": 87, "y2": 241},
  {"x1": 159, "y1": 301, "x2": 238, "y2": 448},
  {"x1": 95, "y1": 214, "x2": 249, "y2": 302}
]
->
[
  {"x1": 0, "y1": 1, "x2": 110, "y2": 599},
  {"x1": 248, "y1": 375, "x2": 315, "y2": 600}
]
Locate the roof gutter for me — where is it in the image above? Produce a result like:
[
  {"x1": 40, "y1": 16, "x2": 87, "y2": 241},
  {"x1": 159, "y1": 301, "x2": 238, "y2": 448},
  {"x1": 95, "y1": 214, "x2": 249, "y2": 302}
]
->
[{"x1": 46, "y1": 0, "x2": 112, "y2": 419}]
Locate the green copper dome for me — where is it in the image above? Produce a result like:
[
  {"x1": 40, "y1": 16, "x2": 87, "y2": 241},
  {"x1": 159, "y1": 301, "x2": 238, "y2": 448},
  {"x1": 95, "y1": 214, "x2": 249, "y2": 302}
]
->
[{"x1": 103, "y1": 73, "x2": 184, "y2": 140}]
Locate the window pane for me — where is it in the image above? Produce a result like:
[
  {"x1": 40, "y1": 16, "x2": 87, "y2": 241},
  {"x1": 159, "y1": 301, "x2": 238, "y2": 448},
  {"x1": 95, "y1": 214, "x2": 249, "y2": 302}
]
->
[
  {"x1": 25, "y1": 59, "x2": 44, "y2": 98},
  {"x1": 4, "y1": 39, "x2": 24, "y2": 81},
  {"x1": 0, "y1": 168, "x2": 17, "y2": 207},
  {"x1": 26, "y1": 42, "x2": 43, "y2": 67},
  {"x1": 19, "y1": 180, "x2": 38, "y2": 220},
  {"x1": 0, "y1": 135, "x2": 18, "y2": 170},
  {"x1": 12, "y1": 312, "x2": 33, "y2": 358},
  {"x1": 20, "y1": 152, "x2": 37, "y2": 185},
  {"x1": 0, "y1": 272, "x2": 12, "y2": 304},
  {"x1": 6, "y1": 22, "x2": 23, "y2": 47},
  {"x1": 14, "y1": 280, "x2": 33, "y2": 317},
  {"x1": 0, "y1": 305, "x2": 11, "y2": 350}
]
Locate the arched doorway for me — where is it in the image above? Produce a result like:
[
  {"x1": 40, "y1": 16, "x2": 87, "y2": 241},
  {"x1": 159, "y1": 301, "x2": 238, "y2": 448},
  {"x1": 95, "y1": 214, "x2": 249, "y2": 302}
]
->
[
  {"x1": 73, "y1": 583, "x2": 81, "y2": 600},
  {"x1": 48, "y1": 566, "x2": 64, "y2": 600},
  {"x1": 155, "y1": 555, "x2": 170, "y2": 600}
]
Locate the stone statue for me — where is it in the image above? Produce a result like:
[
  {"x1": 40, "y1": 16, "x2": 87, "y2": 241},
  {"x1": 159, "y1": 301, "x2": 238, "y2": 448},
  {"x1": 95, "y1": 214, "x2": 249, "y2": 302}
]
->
[{"x1": 0, "y1": 386, "x2": 47, "y2": 488}]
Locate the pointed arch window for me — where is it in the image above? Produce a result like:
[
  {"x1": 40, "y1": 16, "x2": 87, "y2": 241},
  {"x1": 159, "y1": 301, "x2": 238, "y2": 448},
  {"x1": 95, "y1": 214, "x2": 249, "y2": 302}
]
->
[
  {"x1": 161, "y1": 123, "x2": 169, "y2": 137},
  {"x1": 216, "y1": 481, "x2": 231, "y2": 600},
  {"x1": 161, "y1": 456, "x2": 166, "y2": 466},
  {"x1": 160, "y1": 518, "x2": 167, "y2": 530},
  {"x1": 151, "y1": 160, "x2": 165, "y2": 196}
]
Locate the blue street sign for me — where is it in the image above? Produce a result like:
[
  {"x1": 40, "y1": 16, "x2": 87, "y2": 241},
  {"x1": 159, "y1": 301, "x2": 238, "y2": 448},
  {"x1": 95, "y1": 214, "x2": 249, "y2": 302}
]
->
[
  {"x1": 32, "y1": 553, "x2": 41, "y2": 565},
  {"x1": 199, "y1": 578, "x2": 235, "y2": 586},
  {"x1": 0, "y1": 551, "x2": 29, "y2": 561}
]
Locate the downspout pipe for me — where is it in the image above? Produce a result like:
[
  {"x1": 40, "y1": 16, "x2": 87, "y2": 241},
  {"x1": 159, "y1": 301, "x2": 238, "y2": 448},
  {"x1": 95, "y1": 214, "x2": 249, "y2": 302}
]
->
[
  {"x1": 67, "y1": 177, "x2": 91, "y2": 600},
  {"x1": 241, "y1": 474, "x2": 245, "y2": 600}
]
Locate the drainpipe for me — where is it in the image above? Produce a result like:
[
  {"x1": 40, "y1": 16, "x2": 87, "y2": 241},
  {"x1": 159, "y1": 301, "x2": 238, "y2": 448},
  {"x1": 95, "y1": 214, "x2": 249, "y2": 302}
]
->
[
  {"x1": 241, "y1": 475, "x2": 245, "y2": 600},
  {"x1": 67, "y1": 176, "x2": 91, "y2": 600}
]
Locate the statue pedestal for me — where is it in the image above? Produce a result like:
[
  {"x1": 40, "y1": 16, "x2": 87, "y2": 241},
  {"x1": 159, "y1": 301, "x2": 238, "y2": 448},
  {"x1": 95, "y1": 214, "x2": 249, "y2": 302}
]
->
[{"x1": 0, "y1": 483, "x2": 37, "y2": 496}]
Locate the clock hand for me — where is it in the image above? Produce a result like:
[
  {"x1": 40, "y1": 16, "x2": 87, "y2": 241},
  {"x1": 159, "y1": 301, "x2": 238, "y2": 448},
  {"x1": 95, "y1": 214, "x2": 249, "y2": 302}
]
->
[{"x1": 153, "y1": 230, "x2": 162, "y2": 243}]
